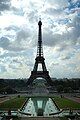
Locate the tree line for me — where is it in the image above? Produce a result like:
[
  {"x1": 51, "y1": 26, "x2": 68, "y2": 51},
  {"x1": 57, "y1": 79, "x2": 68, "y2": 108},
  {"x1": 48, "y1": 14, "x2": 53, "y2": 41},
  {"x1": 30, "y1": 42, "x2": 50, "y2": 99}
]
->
[{"x1": 0, "y1": 78, "x2": 80, "y2": 93}]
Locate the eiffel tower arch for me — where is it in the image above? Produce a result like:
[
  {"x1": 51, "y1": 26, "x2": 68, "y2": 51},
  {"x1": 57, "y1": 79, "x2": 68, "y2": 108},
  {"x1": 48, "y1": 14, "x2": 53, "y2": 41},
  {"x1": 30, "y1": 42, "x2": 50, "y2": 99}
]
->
[{"x1": 27, "y1": 20, "x2": 53, "y2": 86}]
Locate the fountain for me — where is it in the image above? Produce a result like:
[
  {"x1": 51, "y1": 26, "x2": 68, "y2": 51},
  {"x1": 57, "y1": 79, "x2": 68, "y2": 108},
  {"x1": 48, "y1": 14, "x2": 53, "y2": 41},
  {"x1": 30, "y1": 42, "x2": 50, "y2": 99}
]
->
[{"x1": 20, "y1": 97, "x2": 59, "y2": 117}]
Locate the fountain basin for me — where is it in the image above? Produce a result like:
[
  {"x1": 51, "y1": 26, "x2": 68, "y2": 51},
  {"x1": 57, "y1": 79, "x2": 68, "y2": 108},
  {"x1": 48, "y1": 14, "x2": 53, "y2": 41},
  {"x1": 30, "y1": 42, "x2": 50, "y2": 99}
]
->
[{"x1": 20, "y1": 97, "x2": 59, "y2": 117}]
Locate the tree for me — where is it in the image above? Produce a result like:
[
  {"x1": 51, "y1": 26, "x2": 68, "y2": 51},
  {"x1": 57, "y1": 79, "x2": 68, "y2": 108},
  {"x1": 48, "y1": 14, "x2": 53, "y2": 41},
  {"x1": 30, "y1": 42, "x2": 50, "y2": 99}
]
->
[{"x1": 57, "y1": 85, "x2": 63, "y2": 93}]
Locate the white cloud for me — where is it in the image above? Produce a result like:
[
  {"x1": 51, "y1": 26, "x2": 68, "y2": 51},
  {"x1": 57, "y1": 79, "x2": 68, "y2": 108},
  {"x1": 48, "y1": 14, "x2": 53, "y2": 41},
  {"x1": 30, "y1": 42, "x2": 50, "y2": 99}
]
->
[
  {"x1": 0, "y1": 0, "x2": 80, "y2": 78},
  {"x1": 0, "y1": 14, "x2": 27, "y2": 28}
]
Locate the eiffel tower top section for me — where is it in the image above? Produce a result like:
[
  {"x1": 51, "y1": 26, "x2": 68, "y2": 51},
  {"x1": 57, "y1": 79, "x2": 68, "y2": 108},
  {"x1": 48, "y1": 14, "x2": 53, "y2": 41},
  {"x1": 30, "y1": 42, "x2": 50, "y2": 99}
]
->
[{"x1": 37, "y1": 19, "x2": 43, "y2": 57}]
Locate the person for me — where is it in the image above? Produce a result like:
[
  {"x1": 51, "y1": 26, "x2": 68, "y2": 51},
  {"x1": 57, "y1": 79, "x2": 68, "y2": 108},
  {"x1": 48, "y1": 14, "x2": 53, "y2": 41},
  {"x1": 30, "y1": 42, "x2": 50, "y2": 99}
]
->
[{"x1": 8, "y1": 109, "x2": 11, "y2": 116}]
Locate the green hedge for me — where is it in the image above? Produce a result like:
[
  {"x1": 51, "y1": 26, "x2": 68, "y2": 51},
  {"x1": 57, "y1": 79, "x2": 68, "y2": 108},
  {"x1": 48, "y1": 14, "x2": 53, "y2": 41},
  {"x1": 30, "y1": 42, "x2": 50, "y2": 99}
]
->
[{"x1": 59, "y1": 117, "x2": 68, "y2": 120}]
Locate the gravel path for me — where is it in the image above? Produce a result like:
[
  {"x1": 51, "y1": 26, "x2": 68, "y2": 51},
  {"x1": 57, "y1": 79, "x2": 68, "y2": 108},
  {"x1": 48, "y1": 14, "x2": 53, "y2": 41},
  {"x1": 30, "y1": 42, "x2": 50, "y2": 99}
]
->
[
  {"x1": 0, "y1": 96, "x2": 15, "y2": 104},
  {"x1": 65, "y1": 96, "x2": 80, "y2": 103}
]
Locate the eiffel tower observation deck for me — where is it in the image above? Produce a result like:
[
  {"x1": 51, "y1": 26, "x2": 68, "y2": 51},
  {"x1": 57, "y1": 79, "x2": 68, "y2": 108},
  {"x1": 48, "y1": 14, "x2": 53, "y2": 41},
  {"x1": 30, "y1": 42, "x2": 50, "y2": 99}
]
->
[{"x1": 26, "y1": 19, "x2": 53, "y2": 86}]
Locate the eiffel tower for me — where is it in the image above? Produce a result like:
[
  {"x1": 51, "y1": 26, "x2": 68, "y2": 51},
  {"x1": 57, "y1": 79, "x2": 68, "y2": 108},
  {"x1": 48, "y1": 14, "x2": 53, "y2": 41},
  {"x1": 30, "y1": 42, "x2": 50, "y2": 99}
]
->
[{"x1": 27, "y1": 19, "x2": 53, "y2": 86}]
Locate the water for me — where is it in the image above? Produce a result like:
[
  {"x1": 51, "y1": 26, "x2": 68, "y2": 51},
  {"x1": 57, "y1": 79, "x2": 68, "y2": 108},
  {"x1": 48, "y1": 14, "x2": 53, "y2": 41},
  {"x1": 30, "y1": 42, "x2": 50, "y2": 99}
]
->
[
  {"x1": 37, "y1": 100, "x2": 43, "y2": 108},
  {"x1": 21, "y1": 97, "x2": 59, "y2": 117}
]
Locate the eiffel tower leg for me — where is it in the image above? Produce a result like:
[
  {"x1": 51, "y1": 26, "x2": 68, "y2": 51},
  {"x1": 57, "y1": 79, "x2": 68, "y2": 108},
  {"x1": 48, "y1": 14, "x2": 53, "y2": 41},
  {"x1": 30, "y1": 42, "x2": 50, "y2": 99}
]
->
[
  {"x1": 26, "y1": 77, "x2": 33, "y2": 86},
  {"x1": 27, "y1": 74, "x2": 36, "y2": 86},
  {"x1": 46, "y1": 75, "x2": 53, "y2": 86},
  {"x1": 33, "y1": 61, "x2": 38, "y2": 71},
  {"x1": 26, "y1": 61, "x2": 38, "y2": 85},
  {"x1": 42, "y1": 61, "x2": 47, "y2": 71}
]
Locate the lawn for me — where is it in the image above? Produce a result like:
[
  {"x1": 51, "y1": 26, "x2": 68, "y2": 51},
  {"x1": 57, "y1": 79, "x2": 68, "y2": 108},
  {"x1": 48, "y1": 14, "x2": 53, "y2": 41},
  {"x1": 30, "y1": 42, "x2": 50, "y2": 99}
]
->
[
  {"x1": 0, "y1": 96, "x2": 28, "y2": 110},
  {"x1": 53, "y1": 96, "x2": 80, "y2": 109}
]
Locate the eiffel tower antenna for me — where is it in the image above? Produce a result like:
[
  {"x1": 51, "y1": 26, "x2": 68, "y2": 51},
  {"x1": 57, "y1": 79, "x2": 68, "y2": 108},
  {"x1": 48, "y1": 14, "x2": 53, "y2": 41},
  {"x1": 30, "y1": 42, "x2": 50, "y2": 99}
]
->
[
  {"x1": 26, "y1": 20, "x2": 53, "y2": 86},
  {"x1": 37, "y1": 18, "x2": 43, "y2": 57}
]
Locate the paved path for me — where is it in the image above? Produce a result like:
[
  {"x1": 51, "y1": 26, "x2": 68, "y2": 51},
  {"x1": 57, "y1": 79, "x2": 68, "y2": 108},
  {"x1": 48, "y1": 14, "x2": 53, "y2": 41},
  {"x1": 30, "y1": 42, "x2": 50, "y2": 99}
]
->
[
  {"x1": 0, "y1": 97, "x2": 10, "y2": 104},
  {"x1": 65, "y1": 96, "x2": 80, "y2": 103},
  {"x1": 0, "y1": 96, "x2": 15, "y2": 104}
]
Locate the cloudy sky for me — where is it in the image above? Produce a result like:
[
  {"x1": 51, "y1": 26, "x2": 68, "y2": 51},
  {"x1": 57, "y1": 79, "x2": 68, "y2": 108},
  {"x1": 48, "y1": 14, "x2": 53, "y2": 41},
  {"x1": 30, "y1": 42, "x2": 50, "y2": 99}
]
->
[{"x1": 0, "y1": 0, "x2": 80, "y2": 79}]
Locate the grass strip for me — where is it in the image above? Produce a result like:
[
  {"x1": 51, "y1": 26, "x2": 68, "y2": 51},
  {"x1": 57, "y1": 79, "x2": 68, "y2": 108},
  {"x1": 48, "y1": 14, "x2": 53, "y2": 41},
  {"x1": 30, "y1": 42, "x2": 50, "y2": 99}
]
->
[
  {"x1": 0, "y1": 96, "x2": 27, "y2": 111},
  {"x1": 53, "y1": 96, "x2": 80, "y2": 109}
]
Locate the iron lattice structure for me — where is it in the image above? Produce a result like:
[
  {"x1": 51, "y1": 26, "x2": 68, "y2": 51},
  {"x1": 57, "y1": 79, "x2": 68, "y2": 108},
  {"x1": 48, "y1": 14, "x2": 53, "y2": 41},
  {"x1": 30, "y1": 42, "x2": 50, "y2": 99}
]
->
[{"x1": 26, "y1": 20, "x2": 53, "y2": 86}]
